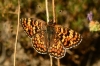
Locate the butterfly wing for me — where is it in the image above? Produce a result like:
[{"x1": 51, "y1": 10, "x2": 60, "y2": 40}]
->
[
  {"x1": 32, "y1": 30, "x2": 48, "y2": 54},
  {"x1": 21, "y1": 18, "x2": 48, "y2": 54},
  {"x1": 20, "y1": 18, "x2": 46, "y2": 38},
  {"x1": 48, "y1": 26, "x2": 66, "y2": 59},
  {"x1": 54, "y1": 25, "x2": 82, "y2": 49}
]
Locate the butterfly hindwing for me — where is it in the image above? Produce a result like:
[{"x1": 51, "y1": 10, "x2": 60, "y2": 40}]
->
[
  {"x1": 48, "y1": 36, "x2": 66, "y2": 59},
  {"x1": 32, "y1": 30, "x2": 48, "y2": 54},
  {"x1": 48, "y1": 26, "x2": 66, "y2": 59}
]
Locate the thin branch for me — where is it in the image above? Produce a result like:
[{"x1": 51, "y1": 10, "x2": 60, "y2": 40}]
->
[
  {"x1": 45, "y1": 0, "x2": 53, "y2": 66},
  {"x1": 45, "y1": 0, "x2": 49, "y2": 23},
  {"x1": 14, "y1": 0, "x2": 20, "y2": 66},
  {"x1": 57, "y1": 59, "x2": 60, "y2": 66},
  {"x1": 50, "y1": 56, "x2": 53, "y2": 66},
  {"x1": 52, "y1": 0, "x2": 56, "y2": 23},
  {"x1": 66, "y1": 49, "x2": 73, "y2": 55},
  {"x1": 52, "y1": 0, "x2": 61, "y2": 66}
]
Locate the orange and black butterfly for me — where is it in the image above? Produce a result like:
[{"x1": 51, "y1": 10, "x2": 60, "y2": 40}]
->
[{"x1": 20, "y1": 18, "x2": 82, "y2": 59}]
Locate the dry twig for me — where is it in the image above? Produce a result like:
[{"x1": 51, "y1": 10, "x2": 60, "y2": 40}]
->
[
  {"x1": 45, "y1": 0, "x2": 53, "y2": 66},
  {"x1": 14, "y1": 0, "x2": 20, "y2": 66},
  {"x1": 52, "y1": 0, "x2": 60, "y2": 66}
]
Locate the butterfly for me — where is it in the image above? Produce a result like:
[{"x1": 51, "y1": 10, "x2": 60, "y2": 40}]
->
[{"x1": 20, "y1": 18, "x2": 82, "y2": 59}]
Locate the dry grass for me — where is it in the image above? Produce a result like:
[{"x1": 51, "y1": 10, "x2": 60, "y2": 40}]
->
[{"x1": 14, "y1": 0, "x2": 20, "y2": 66}]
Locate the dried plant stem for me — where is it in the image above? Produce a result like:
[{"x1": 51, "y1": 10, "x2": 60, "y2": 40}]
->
[
  {"x1": 57, "y1": 59, "x2": 60, "y2": 66},
  {"x1": 45, "y1": 0, "x2": 49, "y2": 23},
  {"x1": 50, "y1": 56, "x2": 53, "y2": 66},
  {"x1": 14, "y1": 0, "x2": 20, "y2": 66},
  {"x1": 52, "y1": 0, "x2": 56, "y2": 23},
  {"x1": 66, "y1": 49, "x2": 73, "y2": 55},
  {"x1": 52, "y1": 0, "x2": 61, "y2": 66},
  {"x1": 45, "y1": 0, "x2": 53, "y2": 66}
]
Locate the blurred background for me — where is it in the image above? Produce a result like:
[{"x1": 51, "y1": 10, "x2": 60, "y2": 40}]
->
[{"x1": 0, "y1": 0, "x2": 100, "y2": 66}]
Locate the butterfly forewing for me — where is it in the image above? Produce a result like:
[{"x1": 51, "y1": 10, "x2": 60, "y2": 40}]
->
[
  {"x1": 20, "y1": 18, "x2": 47, "y2": 38},
  {"x1": 54, "y1": 25, "x2": 82, "y2": 49}
]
